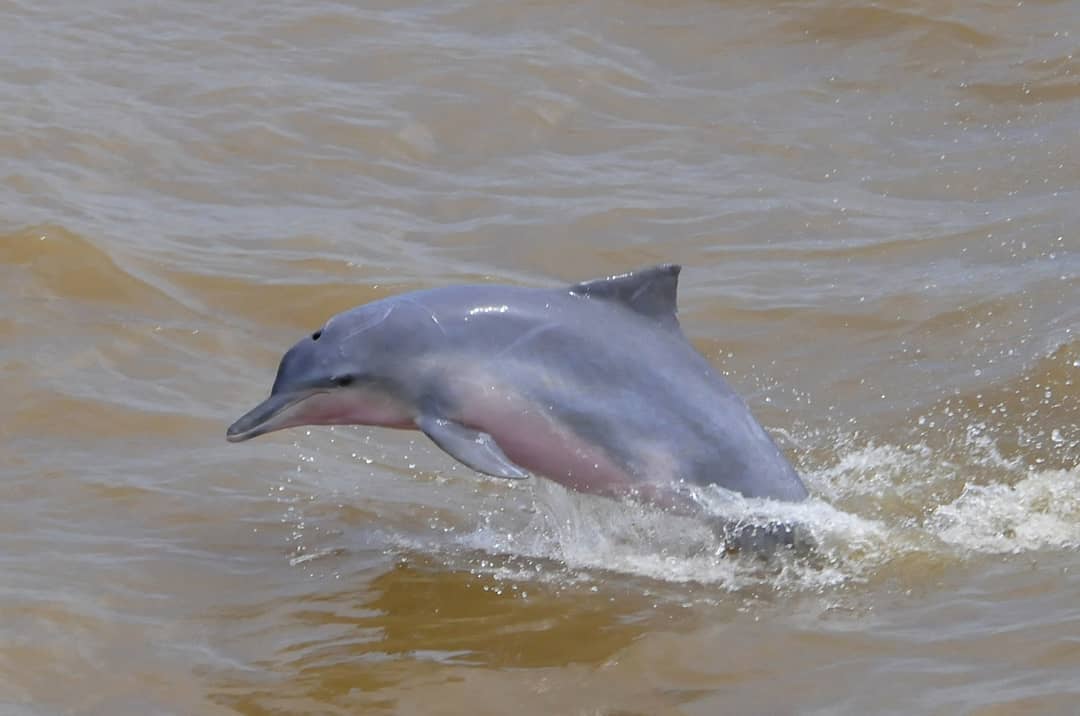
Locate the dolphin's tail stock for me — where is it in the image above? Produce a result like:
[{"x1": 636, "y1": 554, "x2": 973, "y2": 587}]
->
[
  {"x1": 642, "y1": 484, "x2": 817, "y2": 559},
  {"x1": 711, "y1": 518, "x2": 817, "y2": 559}
]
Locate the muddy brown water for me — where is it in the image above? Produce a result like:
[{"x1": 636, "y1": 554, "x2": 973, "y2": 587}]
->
[{"x1": 2, "y1": 1, "x2": 1079, "y2": 714}]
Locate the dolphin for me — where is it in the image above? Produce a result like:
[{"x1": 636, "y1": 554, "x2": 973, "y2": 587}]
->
[{"x1": 226, "y1": 265, "x2": 809, "y2": 519}]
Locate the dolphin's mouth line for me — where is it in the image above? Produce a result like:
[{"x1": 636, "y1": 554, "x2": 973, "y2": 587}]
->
[{"x1": 225, "y1": 390, "x2": 327, "y2": 442}]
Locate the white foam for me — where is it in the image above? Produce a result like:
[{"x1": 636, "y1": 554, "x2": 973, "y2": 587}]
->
[{"x1": 930, "y1": 468, "x2": 1080, "y2": 553}]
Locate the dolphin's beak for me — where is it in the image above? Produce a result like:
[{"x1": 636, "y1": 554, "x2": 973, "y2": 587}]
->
[{"x1": 226, "y1": 391, "x2": 317, "y2": 442}]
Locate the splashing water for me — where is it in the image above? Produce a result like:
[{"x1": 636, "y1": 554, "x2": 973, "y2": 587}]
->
[{"x1": 283, "y1": 394, "x2": 1078, "y2": 596}]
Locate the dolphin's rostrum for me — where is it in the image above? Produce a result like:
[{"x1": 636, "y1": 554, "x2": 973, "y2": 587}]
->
[{"x1": 227, "y1": 265, "x2": 809, "y2": 514}]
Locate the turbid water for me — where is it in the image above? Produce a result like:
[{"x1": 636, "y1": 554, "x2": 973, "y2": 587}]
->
[{"x1": 2, "y1": 1, "x2": 1078, "y2": 714}]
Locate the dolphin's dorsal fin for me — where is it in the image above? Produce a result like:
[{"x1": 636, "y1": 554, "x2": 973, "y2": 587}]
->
[{"x1": 569, "y1": 264, "x2": 682, "y2": 330}]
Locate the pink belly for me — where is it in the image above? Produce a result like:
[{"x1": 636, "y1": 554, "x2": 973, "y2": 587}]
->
[
  {"x1": 459, "y1": 393, "x2": 636, "y2": 498},
  {"x1": 293, "y1": 389, "x2": 415, "y2": 430}
]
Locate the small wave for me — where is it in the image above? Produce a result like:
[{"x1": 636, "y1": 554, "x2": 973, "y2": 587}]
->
[{"x1": 0, "y1": 225, "x2": 171, "y2": 307}]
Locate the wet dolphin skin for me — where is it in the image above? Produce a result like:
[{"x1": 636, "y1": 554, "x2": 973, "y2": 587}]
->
[{"x1": 227, "y1": 265, "x2": 808, "y2": 506}]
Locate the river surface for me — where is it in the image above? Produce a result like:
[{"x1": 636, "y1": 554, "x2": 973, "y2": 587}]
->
[{"x1": 2, "y1": 1, "x2": 1079, "y2": 714}]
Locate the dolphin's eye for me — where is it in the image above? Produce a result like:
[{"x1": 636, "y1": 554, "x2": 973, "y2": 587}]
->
[
  {"x1": 312, "y1": 330, "x2": 323, "y2": 341},
  {"x1": 333, "y1": 374, "x2": 354, "y2": 387}
]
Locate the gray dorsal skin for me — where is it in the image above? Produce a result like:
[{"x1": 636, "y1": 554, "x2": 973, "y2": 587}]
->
[{"x1": 226, "y1": 264, "x2": 809, "y2": 509}]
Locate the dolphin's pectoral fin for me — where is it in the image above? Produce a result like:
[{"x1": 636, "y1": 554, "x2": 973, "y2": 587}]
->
[{"x1": 417, "y1": 415, "x2": 530, "y2": 480}]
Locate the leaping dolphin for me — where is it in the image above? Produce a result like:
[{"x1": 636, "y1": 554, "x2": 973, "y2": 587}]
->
[{"x1": 227, "y1": 265, "x2": 808, "y2": 514}]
